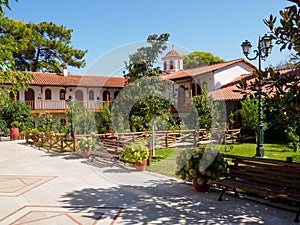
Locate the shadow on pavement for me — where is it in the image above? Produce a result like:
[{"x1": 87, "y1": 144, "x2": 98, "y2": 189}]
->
[{"x1": 60, "y1": 179, "x2": 290, "y2": 224}]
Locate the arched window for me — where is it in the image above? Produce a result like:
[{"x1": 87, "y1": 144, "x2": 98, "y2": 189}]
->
[
  {"x1": 114, "y1": 91, "x2": 119, "y2": 99},
  {"x1": 169, "y1": 60, "x2": 174, "y2": 70},
  {"x1": 45, "y1": 89, "x2": 52, "y2": 100},
  {"x1": 103, "y1": 90, "x2": 110, "y2": 102},
  {"x1": 75, "y1": 90, "x2": 84, "y2": 101},
  {"x1": 59, "y1": 89, "x2": 65, "y2": 100},
  {"x1": 75, "y1": 89, "x2": 84, "y2": 107},
  {"x1": 192, "y1": 83, "x2": 196, "y2": 97},
  {"x1": 89, "y1": 90, "x2": 94, "y2": 100},
  {"x1": 177, "y1": 60, "x2": 180, "y2": 70},
  {"x1": 25, "y1": 88, "x2": 35, "y2": 109},
  {"x1": 164, "y1": 62, "x2": 167, "y2": 71},
  {"x1": 197, "y1": 83, "x2": 201, "y2": 95}
]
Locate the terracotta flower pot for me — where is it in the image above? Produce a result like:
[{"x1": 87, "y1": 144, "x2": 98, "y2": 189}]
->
[
  {"x1": 135, "y1": 160, "x2": 147, "y2": 171},
  {"x1": 10, "y1": 127, "x2": 20, "y2": 140},
  {"x1": 82, "y1": 149, "x2": 92, "y2": 158},
  {"x1": 193, "y1": 178, "x2": 210, "y2": 192}
]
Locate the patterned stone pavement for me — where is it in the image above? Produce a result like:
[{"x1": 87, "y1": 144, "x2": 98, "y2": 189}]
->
[
  {"x1": 0, "y1": 206, "x2": 123, "y2": 224},
  {"x1": 0, "y1": 140, "x2": 298, "y2": 225},
  {"x1": 0, "y1": 175, "x2": 56, "y2": 197}
]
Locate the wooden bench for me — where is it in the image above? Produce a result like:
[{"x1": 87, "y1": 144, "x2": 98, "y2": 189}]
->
[
  {"x1": 91, "y1": 139, "x2": 126, "y2": 159},
  {"x1": 90, "y1": 149, "x2": 117, "y2": 162},
  {"x1": 214, "y1": 154, "x2": 300, "y2": 222}
]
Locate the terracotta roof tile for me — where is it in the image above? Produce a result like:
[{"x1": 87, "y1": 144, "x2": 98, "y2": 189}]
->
[
  {"x1": 209, "y1": 67, "x2": 300, "y2": 101},
  {"x1": 162, "y1": 50, "x2": 184, "y2": 60},
  {"x1": 161, "y1": 58, "x2": 256, "y2": 80},
  {"x1": 27, "y1": 72, "x2": 126, "y2": 88},
  {"x1": 209, "y1": 74, "x2": 252, "y2": 101}
]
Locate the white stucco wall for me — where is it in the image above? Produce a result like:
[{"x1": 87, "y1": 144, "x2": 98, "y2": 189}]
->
[
  {"x1": 214, "y1": 62, "x2": 254, "y2": 89},
  {"x1": 194, "y1": 72, "x2": 214, "y2": 92},
  {"x1": 164, "y1": 57, "x2": 183, "y2": 72}
]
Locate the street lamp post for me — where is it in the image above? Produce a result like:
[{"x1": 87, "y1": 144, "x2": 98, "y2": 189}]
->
[
  {"x1": 66, "y1": 99, "x2": 75, "y2": 138},
  {"x1": 241, "y1": 34, "x2": 272, "y2": 157}
]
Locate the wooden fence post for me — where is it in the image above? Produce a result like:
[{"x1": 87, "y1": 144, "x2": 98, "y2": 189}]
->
[
  {"x1": 49, "y1": 135, "x2": 52, "y2": 150},
  {"x1": 165, "y1": 131, "x2": 169, "y2": 148},
  {"x1": 73, "y1": 136, "x2": 76, "y2": 152},
  {"x1": 60, "y1": 136, "x2": 64, "y2": 152},
  {"x1": 193, "y1": 130, "x2": 198, "y2": 146},
  {"x1": 172, "y1": 130, "x2": 176, "y2": 144}
]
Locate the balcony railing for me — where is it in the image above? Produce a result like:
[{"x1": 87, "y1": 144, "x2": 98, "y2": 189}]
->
[
  {"x1": 21, "y1": 100, "x2": 111, "y2": 111},
  {"x1": 20, "y1": 98, "x2": 192, "y2": 112}
]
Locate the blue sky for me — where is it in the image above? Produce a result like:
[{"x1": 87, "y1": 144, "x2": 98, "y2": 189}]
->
[{"x1": 5, "y1": 0, "x2": 294, "y2": 75}]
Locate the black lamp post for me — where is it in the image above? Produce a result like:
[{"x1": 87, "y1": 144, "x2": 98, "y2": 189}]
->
[
  {"x1": 66, "y1": 99, "x2": 75, "y2": 138},
  {"x1": 241, "y1": 34, "x2": 272, "y2": 157}
]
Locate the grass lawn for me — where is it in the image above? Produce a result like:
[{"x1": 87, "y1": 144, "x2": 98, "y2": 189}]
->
[
  {"x1": 147, "y1": 141, "x2": 300, "y2": 177},
  {"x1": 221, "y1": 141, "x2": 300, "y2": 162},
  {"x1": 147, "y1": 148, "x2": 182, "y2": 177}
]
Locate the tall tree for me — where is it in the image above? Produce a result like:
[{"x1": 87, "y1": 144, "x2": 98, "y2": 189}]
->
[
  {"x1": 0, "y1": 0, "x2": 18, "y2": 12},
  {"x1": 264, "y1": 3, "x2": 300, "y2": 65},
  {"x1": 238, "y1": 2, "x2": 300, "y2": 151},
  {"x1": 0, "y1": 14, "x2": 87, "y2": 72},
  {"x1": 115, "y1": 33, "x2": 176, "y2": 155},
  {"x1": 183, "y1": 51, "x2": 224, "y2": 69},
  {"x1": 265, "y1": 2, "x2": 300, "y2": 152},
  {"x1": 0, "y1": 8, "x2": 33, "y2": 104},
  {"x1": 124, "y1": 33, "x2": 170, "y2": 83}
]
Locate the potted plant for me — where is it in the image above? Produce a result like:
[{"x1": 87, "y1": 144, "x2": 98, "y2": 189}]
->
[
  {"x1": 10, "y1": 121, "x2": 20, "y2": 140},
  {"x1": 77, "y1": 135, "x2": 98, "y2": 158},
  {"x1": 175, "y1": 147, "x2": 228, "y2": 192},
  {"x1": 122, "y1": 140, "x2": 150, "y2": 171}
]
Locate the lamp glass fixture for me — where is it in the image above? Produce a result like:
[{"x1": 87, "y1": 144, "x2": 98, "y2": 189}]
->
[
  {"x1": 261, "y1": 34, "x2": 271, "y2": 49},
  {"x1": 261, "y1": 34, "x2": 272, "y2": 56},
  {"x1": 241, "y1": 40, "x2": 252, "y2": 56}
]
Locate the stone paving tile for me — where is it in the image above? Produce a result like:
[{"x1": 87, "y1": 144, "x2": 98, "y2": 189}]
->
[
  {"x1": 0, "y1": 175, "x2": 56, "y2": 197},
  {"x1": 0, "y1": 141, "x2": 298, "y2": 225},
  {"x1": 0, "y1": 205, "x2": 122, "y2": 225}
]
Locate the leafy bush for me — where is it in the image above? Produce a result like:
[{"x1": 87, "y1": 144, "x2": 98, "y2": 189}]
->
[
  {"x1": 0, "y1": 101, "x2": 34, "y2": 131},
  {"x1": 10, "y1": 121, "x2": 20, "y2": 128},
  {"x1": 175, "y1": 147, "x2": 227, "y2": 185},
  {"x1": 77, "y1": 135, "x2": 98, "y2": 152},
  {"x1": 122, "y1": 140, "x2": 150, "y2": 163},
  {"x1": 37, "y1": 113, "x2": 54, "y2": 133}
]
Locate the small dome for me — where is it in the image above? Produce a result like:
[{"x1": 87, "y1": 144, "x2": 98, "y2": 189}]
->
[{"x1": 162, "y1": 50, "x2": 184, "y2": 60}]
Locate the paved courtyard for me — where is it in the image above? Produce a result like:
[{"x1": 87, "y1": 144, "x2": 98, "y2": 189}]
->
[{"x1": 0, "y1": 140, "x2": 297, "y2": 224}]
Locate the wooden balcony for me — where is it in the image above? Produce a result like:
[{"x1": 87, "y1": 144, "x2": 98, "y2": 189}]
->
[
  {"x1": 20, "y1": 98, "x2": 192, "y2": 114},
  {"x1": 21, "y1": 100, "x2": 111, "y2": 113}
]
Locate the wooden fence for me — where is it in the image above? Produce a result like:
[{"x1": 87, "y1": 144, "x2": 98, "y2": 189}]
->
[
  {"x1": 25, "y1": 128, "x2": 240, "y2": 153},
  {"x1": 76, "y1": 129, "x2": 210, "y2": 150},
  {"x1": 25, "y1": 132, "x2": 76, "y2": 152}
]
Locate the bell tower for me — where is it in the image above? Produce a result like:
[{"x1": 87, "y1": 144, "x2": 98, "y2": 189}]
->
[{"x1": 162, "y1": 49, "x2": 184, "y2": 73}]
